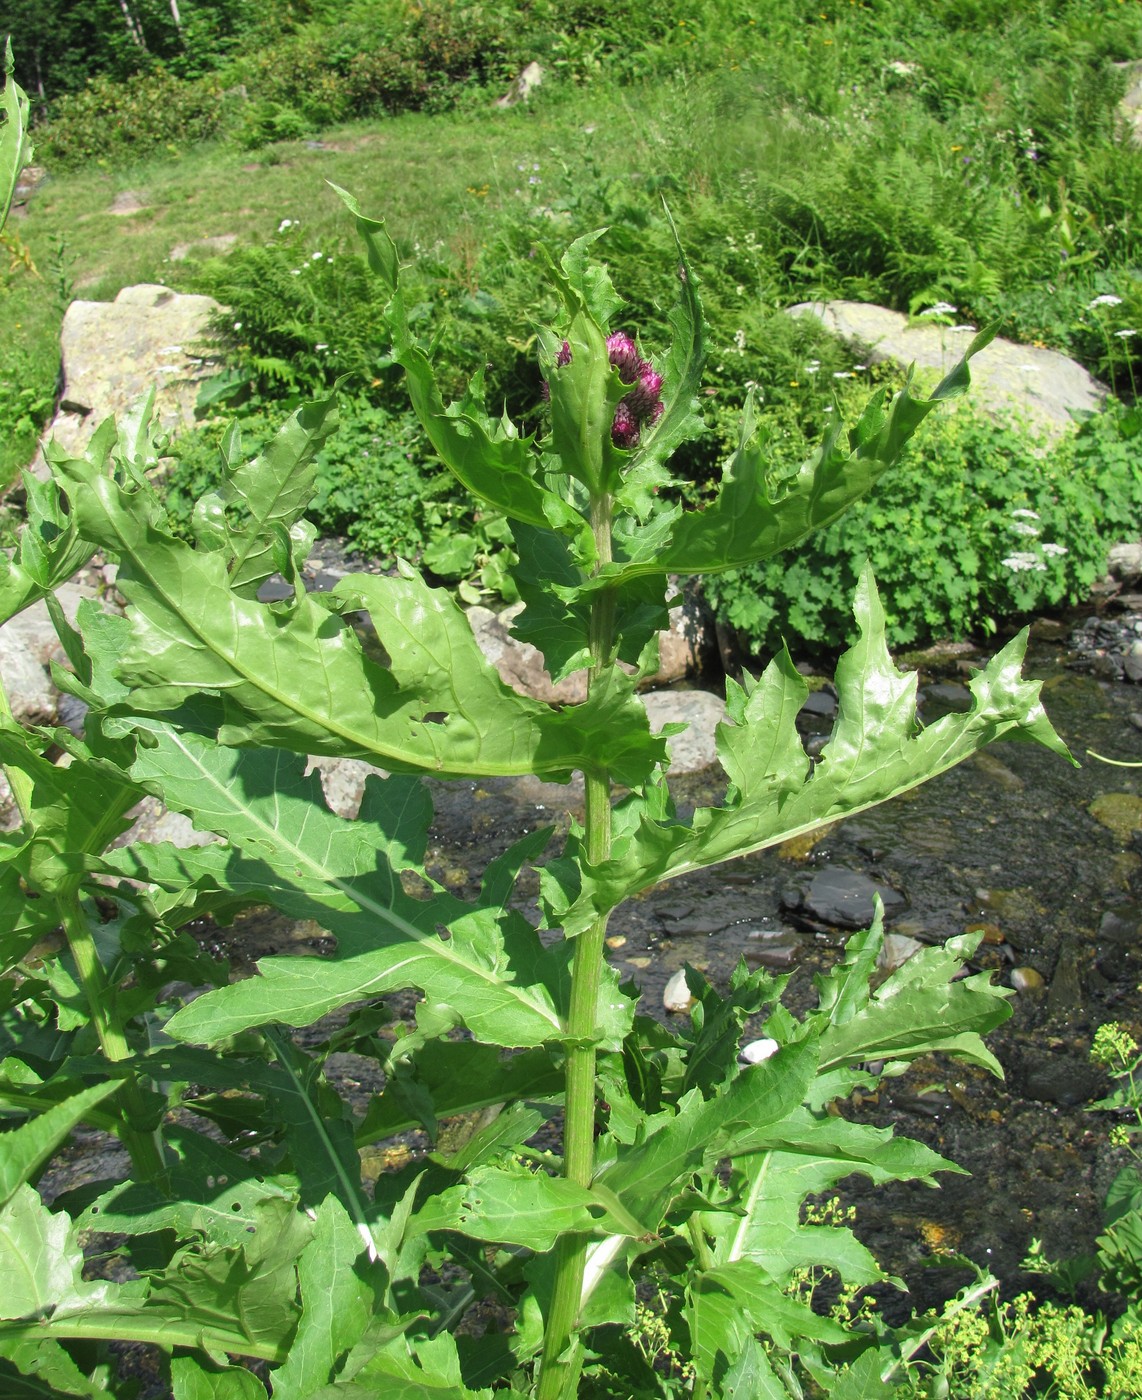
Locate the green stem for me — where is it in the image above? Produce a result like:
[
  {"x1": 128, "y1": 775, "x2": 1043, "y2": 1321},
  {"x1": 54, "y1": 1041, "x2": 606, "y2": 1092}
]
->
[
  {"x1": 0, "y1": 671, "x2": 163, "y2": 1180},
  {"x1": 0, "y1": 1316, "x2": 286, "y2": 1364},
  {"x1": 59, "y1": 895, "x2": 165, "y2": 1182},
  {"x1": 537, "y1": 493, "x2": 617, "y2": 1400}
]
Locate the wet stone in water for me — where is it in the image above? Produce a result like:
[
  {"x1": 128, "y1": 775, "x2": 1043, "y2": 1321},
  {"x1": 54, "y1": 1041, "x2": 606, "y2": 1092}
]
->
[{"x1": 781, "y1": 867, "x2": 907, "y2": 930}]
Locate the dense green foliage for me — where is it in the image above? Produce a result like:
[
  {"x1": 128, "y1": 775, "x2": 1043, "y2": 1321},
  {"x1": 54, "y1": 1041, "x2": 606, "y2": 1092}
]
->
[
  {"x1": 0, "y1": 86, "x2": 1079, "y2": 1390},
  {"x1": 4, "y1": 1, "x2": 1142, "y2": 649},
  {"x1": 707, "y1": 402, "x2": 1142, "y2": 655}
]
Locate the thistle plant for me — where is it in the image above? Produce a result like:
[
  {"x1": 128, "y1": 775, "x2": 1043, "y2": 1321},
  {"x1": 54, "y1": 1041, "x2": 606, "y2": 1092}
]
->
[{"x1": 0, "y1": 62, "x2": 1077, "y2": 1396}]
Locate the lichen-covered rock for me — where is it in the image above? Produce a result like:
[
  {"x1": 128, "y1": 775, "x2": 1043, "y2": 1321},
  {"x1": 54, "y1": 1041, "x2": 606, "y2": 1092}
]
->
[
  {"x1": 32, "y1": 284, "x2": 222, "y2": 478},
  {"x1": 785, "y1": 300, "x2": 1105, "y2": 442}
]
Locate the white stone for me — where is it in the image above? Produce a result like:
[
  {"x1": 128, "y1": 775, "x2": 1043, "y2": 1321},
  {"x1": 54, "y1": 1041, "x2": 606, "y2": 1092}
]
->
[
  {"x1": 31, "y1": 284, "x2": 223, "y2": 478},
  {"x1": 663, "y1": 968, "x2": 696, "y2": 1013},
  {"x1": 739, "y1": 1037, "x2": 780, "y2": 1064},
  {"x1": 785, "y1": 300, "x2": 1106, "y2": 443}
]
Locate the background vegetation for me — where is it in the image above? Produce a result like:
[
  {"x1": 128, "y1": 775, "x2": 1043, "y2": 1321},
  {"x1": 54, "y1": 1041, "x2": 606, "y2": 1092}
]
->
[{"x1": 2, "y1": 0, "x2": 1141, "y2": 654}]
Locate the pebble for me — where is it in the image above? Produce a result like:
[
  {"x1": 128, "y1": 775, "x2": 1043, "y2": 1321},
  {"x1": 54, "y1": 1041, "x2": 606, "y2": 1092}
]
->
[
  {"x1": 878, "y1": 933, "x2": 923, "y2": 972},
  {"x1": 663, "y1": 968, "x2": 695, "y2": 1013},
  {"x1": 1011, "y1": 966, "x2": 1046, "y2": 994},
  {"x1": 739, "y1": 1038, "x2": 780, "y2": 1065}
]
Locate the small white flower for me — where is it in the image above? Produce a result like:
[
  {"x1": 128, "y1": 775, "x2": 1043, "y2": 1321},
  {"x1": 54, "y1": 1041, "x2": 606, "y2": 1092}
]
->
[
  {"x1": 833, "y1": 370, "x2": 855, "y2": 379},
  {"x1": 327, "y1": 257, "x2": 334, "y2": 264},
  {"x1": 278, "y1": 218, "x2": 293, "y2": 233},
  {"x1": 290, "y1": 269, "x2": 301, "y2": 275},
  {"x1": 1011, "y1": 508, "x2": 1040, "y2": 519},
  {"x1": 951, "y1": 324, "x2": 977, "y2": 333},
  {"x1": 736, "y1": 284, "x2": 745, "y2": 295},
  {"x1": 823, "y1": 403, "x2": 835, "y2": 412},
  {"x1": 1041, "y1": 542, "x2": 1068, "y2": 556},
  {"x1": 917, "y1": 301, "x2": 958, "y2": 317},
  {"x1": 1002, "y1": 552, "x2": 1047, "y2": 572},
  {"x1": 1011, "y1": 521, "x2": 1040, "y2": 537},
  {"x1": 311, "y1": 250, "x2": 323, "y2": 261},
  {"x1": 1088, "y1": 294, "x2": 1124, "y2": 309},
  {"x1": 805, "y1": 360, "x2": 820, "y2": 374},
  {"x1": 233, "y1": 321, "x2": 242, "y2": 331},
  {"x1": 853, "y1": 363, "x2": 867, "y2": 371},
  {"x1": 733, "y1": 329, "x2": 747, "y2": 352},
  {"x1": 315, "y1": 343, "x2": 328, "y2": 351},
  {"x1": 1116, "y1": 328, "x2": 1137, "y2": 339}
]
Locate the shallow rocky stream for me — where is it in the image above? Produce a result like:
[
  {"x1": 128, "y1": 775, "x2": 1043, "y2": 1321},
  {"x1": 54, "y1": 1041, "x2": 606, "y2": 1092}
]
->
[{"x1": 423, "y1": 611, "x2": 1142, "y2": 1323}]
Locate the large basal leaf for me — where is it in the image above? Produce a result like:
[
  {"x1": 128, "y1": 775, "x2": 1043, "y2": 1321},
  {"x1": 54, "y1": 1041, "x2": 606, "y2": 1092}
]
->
[
  {"x1": 0, "y1": 1189, "x2": 304, "y2": 1364},
  {"x1": 55, "y1": 456, "x2": 665, "y2": 787},
  {"x1": 546, "y1": 563, "x2": 1071, "y2": 933},
  {"x1": 172, "y1": 1355, "x2": 269, "y2": 1400},
  {"x1": 117, "y1": 726, "x2": 631, "y2": 1050},
  {"x1": 1, "y1": 40, "x2": 33, "y2": 231},
  {"x1": 0, "y1": 1336, "x2": 109, "y2": 1398},
  {"x1": 77, "y1": 1127, "x2": 299, "y2": 1245},
  {"x1": 355, "y1": 1043, "x2": 563, "y2": 1145},
  {"x1": 409, "y1": 1163, "x2": 633, "y2": 1252},
  {"x1": 268, "y1": 1196, "x2": 377, "y2": 1400},
  {"x1": 0, "y1": 1185, "x2": 105, "y2": 1321}
]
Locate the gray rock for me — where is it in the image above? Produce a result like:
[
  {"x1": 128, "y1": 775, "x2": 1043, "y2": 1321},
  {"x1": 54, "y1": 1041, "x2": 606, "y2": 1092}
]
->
[
  {"x1": 878, "y1": 932, "x2": 923, "y2": 972},
  {"x1": 782, "y1": 868, "x2": 907, "y2": 930},
  {"x1": 785, "y1": 300, "x2": 1105, "y2": 442},
  {"x1": 466, "y1": 598, "x2": 710, "y2": 705},
  {"x1": 1117, "y1": 60, "x2": 1142, "y2": 145},
  {"x1": 117, "y1": 797, "x2": 220, "y2": 849},
  {"x1": 920, "y1": 682, "x2": 972, "y2": 715},
  {"x1": 0, "y1": 581, "x2": 98, "y2": 725},
  {"x1": 643, "y1": 690, "x2": 726, "y2": 773},
  {"x1": 1011, "y1": 966, "x2": 1046, "y2": 994},
  {"x1": 495, "y1": 61, "x2": 544, "y2": 108},
  {"x1": 109, "y1": 189, "x2": 148, "y2": 215},
  {"x1": 1020, "y1": 1055, "x2": 1103, "y2": 1107},
  {"x1": 305, "y1": 756, "x2": 388, "y2": 820},
  {"x1": 1108, "y1": 542, "x2": 1142, "y2": 584},
  {"x1": 33, "y1": 284, "x2": 223, "y2": 477}
]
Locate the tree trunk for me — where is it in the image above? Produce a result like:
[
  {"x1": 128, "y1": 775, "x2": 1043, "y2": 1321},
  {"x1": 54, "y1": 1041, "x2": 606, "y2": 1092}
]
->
[{"x1": 116, "y1": 0, "x2": 148, "y2": 50}]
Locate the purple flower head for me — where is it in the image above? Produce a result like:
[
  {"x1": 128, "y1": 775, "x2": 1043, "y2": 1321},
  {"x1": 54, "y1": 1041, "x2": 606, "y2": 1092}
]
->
[
  {"x1": 626, "y1": 366, "x2": 664, "y2": 418},
  {"x1": 555, "y1": 339, "x2": 572, "y2": 367},
  {"x1": 606, "y1": 331, "x2": 641, "y2": 384},
  {"x1": 611, "y1": 401, "x2": 641, "y2": 449}
]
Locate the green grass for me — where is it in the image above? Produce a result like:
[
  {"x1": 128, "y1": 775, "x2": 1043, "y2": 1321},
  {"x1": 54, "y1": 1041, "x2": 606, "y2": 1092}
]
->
[{"x1": 4, "y1": 0, "x2": 1141, "y2": 492}]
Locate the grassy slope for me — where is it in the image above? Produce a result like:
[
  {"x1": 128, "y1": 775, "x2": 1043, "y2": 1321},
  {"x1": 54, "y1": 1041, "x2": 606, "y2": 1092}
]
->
[
  {"x1": 3, "y1": 0, "x2": 1140, "y2": 483},
  {"x1": 1, "y1": 84, "x2": 683, "y2": 481}
]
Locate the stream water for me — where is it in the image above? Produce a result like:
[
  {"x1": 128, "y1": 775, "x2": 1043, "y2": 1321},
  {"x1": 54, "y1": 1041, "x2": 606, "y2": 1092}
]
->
[{"x1": 410, "y1": 614, "x2": 1142, "y2": 1319}]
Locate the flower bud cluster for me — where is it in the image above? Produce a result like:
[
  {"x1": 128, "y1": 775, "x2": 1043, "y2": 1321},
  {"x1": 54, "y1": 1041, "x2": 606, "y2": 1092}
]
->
[
  {"x1": 605, "y1": 332, "x2": 664, "y2": 449},
  {"x1": 541, "y1": 333, "x2": 664, "y2": 448}
]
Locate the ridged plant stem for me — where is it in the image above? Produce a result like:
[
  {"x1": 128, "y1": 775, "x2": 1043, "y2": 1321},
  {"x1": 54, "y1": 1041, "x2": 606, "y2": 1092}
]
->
[
  {"x1": 0, "y1": 674, "x2": 164, "y2": 1182},
  {"x1": 537, "y1": 493, "x2": 617, "y2": 1400}
]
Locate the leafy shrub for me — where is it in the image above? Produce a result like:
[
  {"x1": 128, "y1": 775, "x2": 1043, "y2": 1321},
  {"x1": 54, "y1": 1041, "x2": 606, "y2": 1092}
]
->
[
  {"x1": 164, "y1": 396, "x2": 481, "y2": 569},
  {"x1": 35, "y1": 67, "x2": 227, "y2": 167},
  {"x1": 705, "y1": 400, "x2": 1140, "y2": 658}
]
